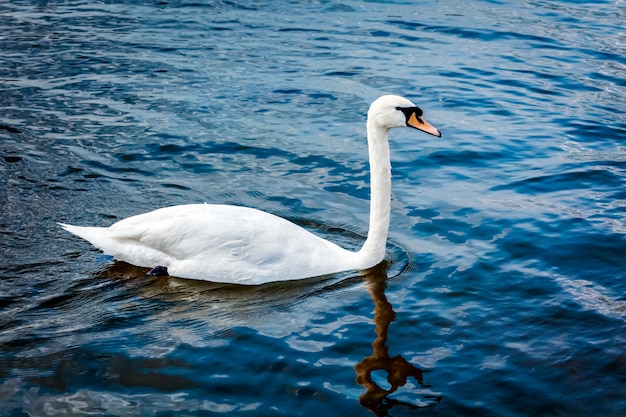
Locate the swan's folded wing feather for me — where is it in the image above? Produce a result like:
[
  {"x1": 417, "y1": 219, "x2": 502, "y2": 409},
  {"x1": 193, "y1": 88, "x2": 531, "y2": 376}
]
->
[
  {"x1": 106, "y1": 205, "x2": 223, "y2": 258},
  {"x1": 104, "y1": 204, "x2": 295, "y2": 262}
]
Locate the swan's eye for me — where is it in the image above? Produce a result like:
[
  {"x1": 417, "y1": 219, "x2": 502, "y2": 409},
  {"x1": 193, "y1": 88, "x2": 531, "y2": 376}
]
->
[{"x1": 397, "y1": 106, "x2": 424, "y2": 123}]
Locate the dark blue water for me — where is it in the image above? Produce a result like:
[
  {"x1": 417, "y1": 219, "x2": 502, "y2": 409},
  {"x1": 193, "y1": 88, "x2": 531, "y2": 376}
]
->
[{"x1": 1, "y1": 0, "x2": 625, "y2": 415}]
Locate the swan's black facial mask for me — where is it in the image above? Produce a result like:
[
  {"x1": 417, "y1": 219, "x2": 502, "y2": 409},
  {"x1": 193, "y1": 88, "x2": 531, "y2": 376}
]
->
[{"x1": 396, "y1": 106, "x2": 442, "y2": 137}]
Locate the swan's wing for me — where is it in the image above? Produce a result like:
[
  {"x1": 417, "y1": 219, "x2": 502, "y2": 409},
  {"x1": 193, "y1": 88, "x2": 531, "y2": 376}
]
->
[
  {"x1": 106, "y1": 204, "x2": 256, "y2": 260},
  {"x1": 107, "y1": 204, "x2": 219, "y2": 258}
]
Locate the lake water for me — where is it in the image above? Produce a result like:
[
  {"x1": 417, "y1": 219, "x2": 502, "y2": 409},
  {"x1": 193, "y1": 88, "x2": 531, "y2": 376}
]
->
[{"x1": 1, "y1": 0, "x2": 625, "y2": 416}]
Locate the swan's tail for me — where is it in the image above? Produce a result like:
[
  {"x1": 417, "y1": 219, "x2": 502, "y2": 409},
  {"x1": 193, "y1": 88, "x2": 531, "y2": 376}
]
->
[
  {"x1": 59, "y1": 222, "x2": 172, "y2": 269},
  {"x1": 58, "y1": 223, "x2": 112, "y2": 252}
]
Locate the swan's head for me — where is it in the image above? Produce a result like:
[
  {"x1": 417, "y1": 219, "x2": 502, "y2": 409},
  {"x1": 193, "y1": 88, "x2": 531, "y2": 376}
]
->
[{"x1": 367, "y1": 95, "x2": 441, "y2": 137}]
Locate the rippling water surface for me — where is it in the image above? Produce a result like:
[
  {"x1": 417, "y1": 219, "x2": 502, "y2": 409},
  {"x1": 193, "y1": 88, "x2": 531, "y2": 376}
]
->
[{"x1": 1, "y1": 0, "x2": 626, "y2": 416}]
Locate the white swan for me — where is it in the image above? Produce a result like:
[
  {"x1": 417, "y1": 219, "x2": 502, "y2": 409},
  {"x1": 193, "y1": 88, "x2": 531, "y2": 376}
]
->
[{"x1": 59, "y1": 95, "x2": 441, "y2": 285}]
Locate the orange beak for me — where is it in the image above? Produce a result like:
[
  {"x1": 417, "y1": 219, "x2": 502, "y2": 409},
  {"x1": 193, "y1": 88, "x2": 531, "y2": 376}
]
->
[{"x1": 407, "y1": 112, "x2": 441, "y2": 137}]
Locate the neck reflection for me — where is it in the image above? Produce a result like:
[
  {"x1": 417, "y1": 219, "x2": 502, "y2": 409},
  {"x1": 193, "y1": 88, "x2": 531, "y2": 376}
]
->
[{"x1": 355, "y1": 264, "x2": 441, "y2": 416}]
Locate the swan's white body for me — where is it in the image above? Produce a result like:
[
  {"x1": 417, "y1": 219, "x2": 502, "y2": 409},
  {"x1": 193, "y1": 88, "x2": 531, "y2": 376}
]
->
[{"x1": 60, "y1": 95, "x2": 441, "y2": 285}]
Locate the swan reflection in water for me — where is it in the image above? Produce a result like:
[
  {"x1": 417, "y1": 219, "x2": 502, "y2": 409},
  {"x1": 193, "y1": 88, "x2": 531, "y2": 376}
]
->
[
  {"x1": 356, "y1": 264, "x2": 443, "y2": 416},
  {"x1": 90, "y1": 260, "x2": 442, "y2": 415}
]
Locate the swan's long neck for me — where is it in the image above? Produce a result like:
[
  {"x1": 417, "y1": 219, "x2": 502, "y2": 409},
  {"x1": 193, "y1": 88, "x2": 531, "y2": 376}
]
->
[{"x1": 356, "y1": 121, "x2": 392, "y2": 268}]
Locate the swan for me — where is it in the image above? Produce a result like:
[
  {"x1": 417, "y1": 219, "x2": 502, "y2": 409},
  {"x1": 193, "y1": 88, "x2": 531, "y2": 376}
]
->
[{"x1": 59, "y1": 95, "x2": 441, "y2": 285}]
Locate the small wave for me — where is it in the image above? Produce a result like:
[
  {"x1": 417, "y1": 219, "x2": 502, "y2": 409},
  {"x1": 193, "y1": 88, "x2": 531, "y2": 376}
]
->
[{"x1": 554, "y1": 275, "x2": 626, "y2": 320}]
